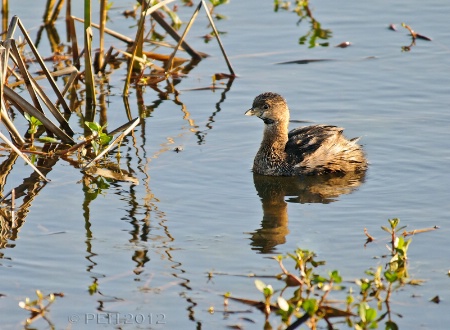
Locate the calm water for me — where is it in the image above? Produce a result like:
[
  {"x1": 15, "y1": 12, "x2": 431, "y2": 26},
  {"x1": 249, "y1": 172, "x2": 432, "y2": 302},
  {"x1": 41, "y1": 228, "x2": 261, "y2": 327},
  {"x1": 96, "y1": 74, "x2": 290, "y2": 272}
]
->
[{"x1": 1, "y1": 0, "x2": 450, "y2": 329}]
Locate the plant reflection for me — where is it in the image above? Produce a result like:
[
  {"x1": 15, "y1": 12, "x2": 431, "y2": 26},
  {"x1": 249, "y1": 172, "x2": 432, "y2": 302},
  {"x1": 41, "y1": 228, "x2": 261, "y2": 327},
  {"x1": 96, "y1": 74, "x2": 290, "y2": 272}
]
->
[
  {"x1": 250, "y1": 171, "x2": 366, "y2": 253},
  {"x1": 0, "y1": 146, "x2": 60, "y2": 249}
]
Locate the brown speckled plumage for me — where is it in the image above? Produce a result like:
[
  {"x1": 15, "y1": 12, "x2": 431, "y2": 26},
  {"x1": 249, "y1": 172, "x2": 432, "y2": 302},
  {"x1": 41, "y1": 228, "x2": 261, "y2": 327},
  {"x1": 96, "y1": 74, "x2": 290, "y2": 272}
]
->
[{"x1": 245, "y1": 92, "x2": 367, "y2": 176}]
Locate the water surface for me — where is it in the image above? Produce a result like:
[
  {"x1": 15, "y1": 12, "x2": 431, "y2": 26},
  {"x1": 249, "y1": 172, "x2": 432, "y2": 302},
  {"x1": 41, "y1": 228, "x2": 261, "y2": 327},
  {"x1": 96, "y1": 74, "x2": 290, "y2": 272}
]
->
[{"x1": 1, "y1": 0, "x2": 449, "y2": 329}]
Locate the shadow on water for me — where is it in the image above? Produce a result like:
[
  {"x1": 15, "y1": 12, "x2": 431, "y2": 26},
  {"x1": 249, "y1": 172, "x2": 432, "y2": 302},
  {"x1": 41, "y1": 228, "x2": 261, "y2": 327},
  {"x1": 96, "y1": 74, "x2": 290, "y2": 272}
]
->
[{"x1": 249, "y1": 171, "x2": 366, "y2": 253}]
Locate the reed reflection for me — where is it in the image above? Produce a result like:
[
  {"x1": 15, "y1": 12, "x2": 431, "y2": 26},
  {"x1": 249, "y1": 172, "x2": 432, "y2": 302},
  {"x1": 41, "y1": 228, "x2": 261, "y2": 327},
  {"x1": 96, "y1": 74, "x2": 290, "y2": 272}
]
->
[
  {"x1": 0, "y1": 146, "x2": 59, "y2": 249},
  {"x1": 250, "y1": 171, "x2": 366, "y2": 253}
]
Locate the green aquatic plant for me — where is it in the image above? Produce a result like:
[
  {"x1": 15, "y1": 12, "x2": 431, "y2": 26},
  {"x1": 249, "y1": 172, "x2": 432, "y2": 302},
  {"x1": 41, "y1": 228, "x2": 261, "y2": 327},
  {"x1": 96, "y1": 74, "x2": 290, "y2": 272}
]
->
[
  {"x1": 18, "y1": 290, "x2": 62, "y2": 327},
  {"x1": 226, "y1": 218, "x2": 435, "y2": 329},
  {"x1": 273, "y1": 0, "x2": 332, "y2": 48},
  {"x1": 85, "y1": 121, "x2": 113, "y2": 156},
  {"x1": 24, "y1": 113, "x2": 43, "y2": 146}
]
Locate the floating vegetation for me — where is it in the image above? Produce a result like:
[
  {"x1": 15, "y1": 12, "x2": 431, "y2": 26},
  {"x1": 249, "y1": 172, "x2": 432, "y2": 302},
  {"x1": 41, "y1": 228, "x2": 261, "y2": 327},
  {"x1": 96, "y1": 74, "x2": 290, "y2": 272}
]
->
[
  {"x1": 219, "y1": 218, "x2": 438, "y2": 329},
  {"x1": 274, "y1": 0, "x2": 332, "y2": 48},
  {"x1": 388, "y1": 22, "x2": 432, "y2": 52},
  {"x1": 18, "y1": 290, "x2": 64, "y2": 327}
]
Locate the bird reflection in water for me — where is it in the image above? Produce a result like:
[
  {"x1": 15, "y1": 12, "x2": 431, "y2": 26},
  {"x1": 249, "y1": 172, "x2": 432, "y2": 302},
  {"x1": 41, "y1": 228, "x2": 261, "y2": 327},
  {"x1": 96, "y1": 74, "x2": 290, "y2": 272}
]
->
[{"x1": 249, "y1": 171, "x2": 366, "y2": 253}]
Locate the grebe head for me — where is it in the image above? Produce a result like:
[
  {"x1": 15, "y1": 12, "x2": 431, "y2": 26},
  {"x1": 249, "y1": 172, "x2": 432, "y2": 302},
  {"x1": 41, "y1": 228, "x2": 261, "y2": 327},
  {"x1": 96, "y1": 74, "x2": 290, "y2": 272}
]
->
[{"x1": 245, "y1": 92, "x2": 289, "y2": 125}]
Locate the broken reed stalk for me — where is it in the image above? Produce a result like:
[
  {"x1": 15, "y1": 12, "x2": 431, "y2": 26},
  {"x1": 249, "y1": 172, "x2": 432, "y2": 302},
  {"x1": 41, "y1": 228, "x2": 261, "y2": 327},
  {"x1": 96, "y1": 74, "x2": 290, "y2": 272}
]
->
[
  {"x1": 84, "y1": 0, "x2": 96, "y2": 104},
  {"x1": 0, "y1": 43, "x2": 25, "y2": 145},
  {"x1": 1, "y1": 0, "x2": 8, "y2": 37},
  {"x1": 165, "y1": 1, "x2": 202, "y2": 72},
  {"x1": 3, "y1": 86, "x2": 75, "y2": 144},
  {"x1": 403, "y1": 226, "x2": 439, "y2": 236},
  {"x1": 114, "y1": 47, "x2": 163, "y2": 71},
  {"x1": 123, "y1": 0, "x2": 175, "y2": 96},
  {"x1": 98, "y1": 0, "x2": 107, "y2": 71},
  {"x1": 201, "y1": 0, "x2": 235, "y2": 76},
  {"x1": 7, "y1": 66, "x2": 77, "y2": 88},
  {"x1": 7, "y1": 16, "x2": 72, "y2": 113},
  {"x1": 0, "y1": 131, "x2": 50, "y2": 182},
  {"x1": 1, "y1": 29, "x2": 76, "y2": 142},
  {"x1": 133, "y1": 1, "x2": 146, "y2": 72},
  {"x1": 7, "y1": 38, "x2": 47, "y2": 114}
]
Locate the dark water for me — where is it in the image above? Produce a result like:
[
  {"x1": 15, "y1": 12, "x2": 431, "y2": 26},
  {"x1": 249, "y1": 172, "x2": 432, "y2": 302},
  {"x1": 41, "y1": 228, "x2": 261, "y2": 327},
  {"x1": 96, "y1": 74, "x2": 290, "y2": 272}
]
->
[{"x1": 1, "y1": 1, "x2": 450, "y2": 329}]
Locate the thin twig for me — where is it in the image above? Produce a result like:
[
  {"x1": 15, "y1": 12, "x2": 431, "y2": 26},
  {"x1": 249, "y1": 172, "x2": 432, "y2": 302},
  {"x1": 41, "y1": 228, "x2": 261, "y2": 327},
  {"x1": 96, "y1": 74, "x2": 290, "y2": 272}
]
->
[
  {"x1": 165, "y1": 2, "x2": 202, "y2": 72},
  {"x1": 72, "y1": 16, "x2": 134, "y2": 45},
  {"x1": 150, "y1": 10, "x2": 203, "y2": 60},
  {"x1": 11, "y1": 188, "x2": 16, "y2": 227},
  {"x1": 364, "y1": 228, "x2": 375, "y2": 241},
  {"x1": 402, "y1": 226, "x2": 439, "y2": 237},
  {"x1": 201, "y1": 0, "x2": 235, "y2": 75},
  {"x1": 123, "y1": 0, "x2": 176, "y2": 96}
]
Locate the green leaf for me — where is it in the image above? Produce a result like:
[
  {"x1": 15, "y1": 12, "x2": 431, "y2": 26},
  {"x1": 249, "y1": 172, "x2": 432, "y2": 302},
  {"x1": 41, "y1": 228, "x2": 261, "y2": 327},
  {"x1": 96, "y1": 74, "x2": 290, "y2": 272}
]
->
[
  {"x1": 384, "y1": 271, "x2": 398, "y2": 283},
  {"x1": 360, "y1": 281, "x2": 370, "y2": 292},
  {"x1": 358, "y1": 302, "x2": 368, "y2": 322},
  {"x1": 29, "y1": 154, "x2": 37, "y2": 165},
  {"x1": 263, "y1": 285, "x2": 274, "y2": 296},
  {"x1": 381, "y1": 226, "x2": 391, "y2": 233},
  {"x1": 388, "y1": 218, "x2": 400, "y2": 229},
  {"x1": 91, "y1": 141, "x2": 100, "y2": 155},
  {"x1": 31, "y1": 117, "x2": 43, "y2": 126},
  {"x1": 396, "y1": 236, "x2": 406, "y2": 249},
  {"x1": 86, "y1": 121, "x2": 102, "y2": 132},
  {"x1": 396, "y1": 225, "x2": 407, "y2": 232},
  {"x1": 313, "y1": 275, "x2": 327, "y2": 283},
  {"x1": 302, "y1": 298, "x2": 318, "y2": 316},
  {"x1": 99, "y1": 133, "x2": 113, "y2": 146},
  {"x1": 330, "y1": 270, "x2": 342, "y2": 283},
  {"x1": 385, "y1": 321, "x2": 399, "y2": 330},
  {"x1": 346, "y1": 294, "x2": 354, "y2": 304},
  {"x1": 38, "y1": 136, "x2": 59, "y2": 143},
  {"x1": 365, "y1": 308, "x2": 377, "y2": 322}
]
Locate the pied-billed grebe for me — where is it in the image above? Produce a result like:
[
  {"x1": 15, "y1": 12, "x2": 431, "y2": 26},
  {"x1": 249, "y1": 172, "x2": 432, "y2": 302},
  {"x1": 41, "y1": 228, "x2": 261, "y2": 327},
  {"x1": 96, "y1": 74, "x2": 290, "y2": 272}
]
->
[{"x1": 245, "y1": 92, "x2": 367, "y2": 176}]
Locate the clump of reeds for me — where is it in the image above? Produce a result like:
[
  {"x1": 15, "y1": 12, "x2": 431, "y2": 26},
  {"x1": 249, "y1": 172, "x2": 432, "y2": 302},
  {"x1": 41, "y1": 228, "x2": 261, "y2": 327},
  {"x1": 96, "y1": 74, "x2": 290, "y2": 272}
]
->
[{"x1": 0, "y1": 0, "x2": 235, "y2": 178}]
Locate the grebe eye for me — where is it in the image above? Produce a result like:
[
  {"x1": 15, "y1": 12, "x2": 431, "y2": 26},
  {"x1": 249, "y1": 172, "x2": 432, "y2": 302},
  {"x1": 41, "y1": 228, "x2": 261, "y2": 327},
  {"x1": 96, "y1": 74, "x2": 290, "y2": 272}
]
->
[{"x1": 263, "y1": 104, "x2": 269, "y2": 110}]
